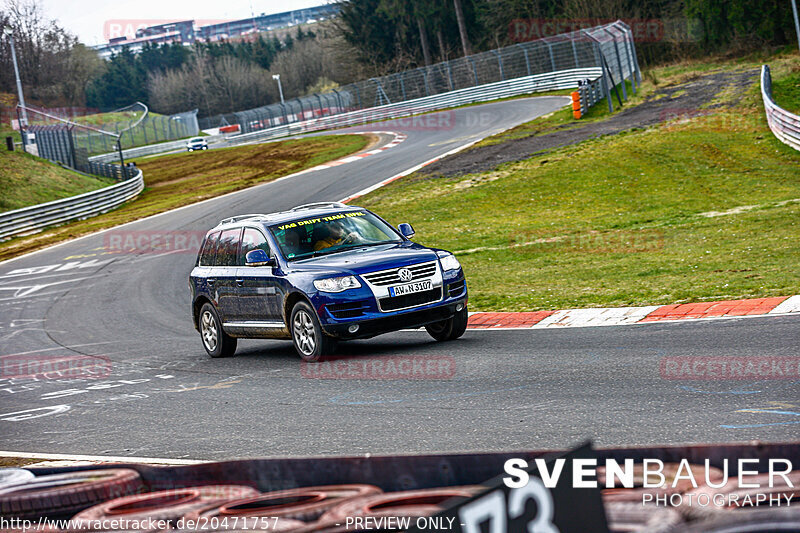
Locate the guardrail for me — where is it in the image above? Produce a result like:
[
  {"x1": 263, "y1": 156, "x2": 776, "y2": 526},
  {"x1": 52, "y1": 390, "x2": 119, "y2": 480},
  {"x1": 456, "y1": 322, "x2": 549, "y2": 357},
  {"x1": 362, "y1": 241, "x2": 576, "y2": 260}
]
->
[
  {"x1": 575, "y1": 77, "x2": 605, "y2": 117},
  {"x1": 228, "y1": 67, "x2": 603, "y2": 145},
  {"x1": 0, "y1": 169, "x2": 144, "y2": 241},
  {"x1": 761, "y1": 64, "x2": 800, "y2": 151}
]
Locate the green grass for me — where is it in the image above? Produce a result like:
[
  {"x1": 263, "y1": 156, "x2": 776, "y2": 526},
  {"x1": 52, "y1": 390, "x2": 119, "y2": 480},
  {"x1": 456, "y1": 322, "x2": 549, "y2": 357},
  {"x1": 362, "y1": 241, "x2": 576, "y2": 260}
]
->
[
  {"x1": 0, "y1": 134, "x2": 370, "y2": 261},
  {"x1": 0, "y1": 150, "x2": 114, "y2": 212},
  {"x1": 356, "y1": 54, "x2": 800, "y2": 311},
  {"x1": 771, "y1": 69, "x2": 800, "y2": 113}
]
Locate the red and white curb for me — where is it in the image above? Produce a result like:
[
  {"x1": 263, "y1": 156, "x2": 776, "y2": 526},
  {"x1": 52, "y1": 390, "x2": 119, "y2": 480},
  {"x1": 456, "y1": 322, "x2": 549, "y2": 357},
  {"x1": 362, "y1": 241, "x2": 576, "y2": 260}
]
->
[
  {"x1": 304, "y1": 131, "x2": 406, "y2": 172},
  {"x1": 466, "y1": 295, "x2": 800, "y2": 330}
]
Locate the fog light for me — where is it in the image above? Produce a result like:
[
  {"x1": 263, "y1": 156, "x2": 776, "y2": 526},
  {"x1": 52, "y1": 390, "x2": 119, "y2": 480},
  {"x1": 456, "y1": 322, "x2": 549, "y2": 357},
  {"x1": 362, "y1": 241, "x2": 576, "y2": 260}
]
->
[
  {"x1": 348, "y1": 324, "x2": 360, "y2": 333},
  {"x1": 456, "y1": 303, "x2": 463, "y2": 312}
]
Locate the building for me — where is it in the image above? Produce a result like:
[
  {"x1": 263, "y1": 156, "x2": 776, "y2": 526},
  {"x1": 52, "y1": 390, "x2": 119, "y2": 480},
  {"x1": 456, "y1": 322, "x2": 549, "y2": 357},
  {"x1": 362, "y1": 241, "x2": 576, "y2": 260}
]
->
[{"x1": 92, "y1": 5, "x2": 339, "y2": 59}]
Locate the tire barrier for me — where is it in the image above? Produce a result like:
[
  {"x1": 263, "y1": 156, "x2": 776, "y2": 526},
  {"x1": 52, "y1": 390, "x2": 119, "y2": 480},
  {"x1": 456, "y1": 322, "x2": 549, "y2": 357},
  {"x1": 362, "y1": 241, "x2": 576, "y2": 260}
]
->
[
  {"x1": 319, "y1": 487, "x2": 484, "y2": 523},
  {"x1": 680, "y1": 471, "x2": 800, "y2": 521},
  {"x1": 599, "y1": 462, "x2": 724, "y2": 503},
  {"x1": 604, "y1": 502, "x2": 683, "y2": 533},
  {"x1": 0, "y1": 469, "x2": 143, "y2": 519},
  {"x1": 71, "y1": 485, "x2": 261, "y2": 528},
  {"x1": 177, "y1": 516, "x2": 306, "y2": 532},
  {"x1": 674, "y1": 507, "x2": 800, "y2": 532},
  {"x1": 183, "y1": 485, "x2": 383, "y2": 524},
  {"x1": 0, "y1": 468, "x2": 35, "y2": 489}
]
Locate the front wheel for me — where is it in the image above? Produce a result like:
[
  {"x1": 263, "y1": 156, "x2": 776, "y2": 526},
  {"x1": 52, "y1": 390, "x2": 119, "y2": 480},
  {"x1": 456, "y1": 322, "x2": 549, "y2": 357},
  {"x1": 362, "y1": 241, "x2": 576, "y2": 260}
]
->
[
  {"x1": 290, "y1": 301, "x2": 337, "y2": 362},
  {"x1": 199, "y1": 303, "x2": 237, "y2": 358},
  {"x1": 425, "y1": 306, "x2": 468, "y2": 341}
]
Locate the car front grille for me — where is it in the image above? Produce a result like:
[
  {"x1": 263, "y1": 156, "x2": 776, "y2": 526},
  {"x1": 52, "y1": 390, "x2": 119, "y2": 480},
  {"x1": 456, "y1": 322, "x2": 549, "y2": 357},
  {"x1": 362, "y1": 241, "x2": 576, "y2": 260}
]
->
[
  {"x1": 379, "y1": 288, "x2": 442, "y2": 312},
  {"x1": 362, "y1": 261, "x2": 437, "y2": 286}
]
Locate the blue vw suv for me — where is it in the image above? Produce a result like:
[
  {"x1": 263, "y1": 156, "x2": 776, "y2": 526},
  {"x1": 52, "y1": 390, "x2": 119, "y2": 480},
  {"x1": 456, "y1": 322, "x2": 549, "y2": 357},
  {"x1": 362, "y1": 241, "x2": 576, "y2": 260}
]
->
[{"x1": 190, "y1": 202, "x2": 468, "y2": 361}]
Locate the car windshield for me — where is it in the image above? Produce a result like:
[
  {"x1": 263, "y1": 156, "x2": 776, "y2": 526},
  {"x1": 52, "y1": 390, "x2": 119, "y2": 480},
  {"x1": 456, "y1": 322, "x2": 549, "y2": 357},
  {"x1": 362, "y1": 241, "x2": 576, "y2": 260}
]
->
[{"x1": 268, "y1": 210, "x2": 402, "y2": 260}]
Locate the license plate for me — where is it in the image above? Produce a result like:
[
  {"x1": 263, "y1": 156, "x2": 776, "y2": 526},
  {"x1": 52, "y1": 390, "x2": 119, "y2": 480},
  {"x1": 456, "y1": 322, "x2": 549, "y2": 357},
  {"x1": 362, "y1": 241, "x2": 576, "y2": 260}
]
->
[{"x1": 389, "y1": 280, "x2": 432, "y2": 297}]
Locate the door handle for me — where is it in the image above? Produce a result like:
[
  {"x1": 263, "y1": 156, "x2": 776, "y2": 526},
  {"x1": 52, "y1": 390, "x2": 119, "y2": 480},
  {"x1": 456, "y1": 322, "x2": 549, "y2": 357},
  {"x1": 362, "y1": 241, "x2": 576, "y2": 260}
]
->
[{"x1": 236, "y1": 279, "x2": 244, "y2": 287}]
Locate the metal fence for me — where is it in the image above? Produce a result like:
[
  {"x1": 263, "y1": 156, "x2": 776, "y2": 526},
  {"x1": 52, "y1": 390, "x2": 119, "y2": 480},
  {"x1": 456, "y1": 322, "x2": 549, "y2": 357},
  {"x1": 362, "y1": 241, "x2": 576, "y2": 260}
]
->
[
  {"x1": 0, "y1": 169, "x2": 144, "y2": 240},
  {"x1": 229, "y1": 67, "x2": 602, "y2": 145},
  {"x1": 72, "y1": 109, "x2": 199, "y2": 155},
  {"x1": 761, "y1": 64, "x2": 800, "y2": 151},
  {"x1": 202, "y1": 20, "x2": 638, "y2": 136},
  {"x1": 27, "y1": 124, "x2": 133, "y2": 180}
]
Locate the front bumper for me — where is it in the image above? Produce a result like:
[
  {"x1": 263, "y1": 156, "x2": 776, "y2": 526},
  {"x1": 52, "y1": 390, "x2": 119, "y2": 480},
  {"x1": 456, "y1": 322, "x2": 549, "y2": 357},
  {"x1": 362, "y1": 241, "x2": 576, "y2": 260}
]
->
[{"x1": 321, "y1": 297, "x2": 467, "y2": 339}]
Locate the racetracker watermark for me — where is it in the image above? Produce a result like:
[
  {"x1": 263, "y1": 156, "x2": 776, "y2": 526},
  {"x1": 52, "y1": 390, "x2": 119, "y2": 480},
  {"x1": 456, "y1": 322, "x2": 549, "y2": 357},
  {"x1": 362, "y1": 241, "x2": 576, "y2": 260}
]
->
[
  {"x1": 103, "y1": 230, "x2": 206, "y2": 254},
  {"x1": 508, "y1": 18, "x2": 703, "y2": 43},
  {"x1": 508, "y1": 228, "x2": 664, "y2": 254},
  {"x1": 349, "y1": 109, "x2": 456, "y2": 131},
  {"x1": 301, "y1": 356, "x2": 456, "y2": 380},
  {"x1": 1, "y1": 355, "x2": 111, "y2": 380},
  {"x1": 660, "y1": 357, "x2": 800, "y2": 380},
  {"x1": 104, "y1": 19, "x2": 229, "y2": 41},
  {"x1": 659, "y1": 108, "x2": 748, "y2": 132}
]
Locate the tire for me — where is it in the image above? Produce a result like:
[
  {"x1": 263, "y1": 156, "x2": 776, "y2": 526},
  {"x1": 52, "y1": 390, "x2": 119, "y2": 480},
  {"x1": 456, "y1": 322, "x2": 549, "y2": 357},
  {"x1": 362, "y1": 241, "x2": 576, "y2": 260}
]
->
[
  {"x1": 290, "y1": 301, "x2": 337, "y2": 362},
  {"x1": 199, "y1": 303, "x2": 237, "y2": 358},
  {"x1": 319, "y1": 486, "x2": 483, "y2": 522},
  {"x1": 604, "y1": 502, "x2": 684, "y2": 533},
  {"x1": 673, "y1": 507, "x2": 800, "y2": 532},
  {"x1": 183, "y1": 484, "x2": 382, "y2": 523},
  {"x1": 0, "y1": 468, "x2": 143, "y2": 519},
  {"x1": 0, "y1": 468, "x2": 34, "y2": 489},
  {"x1": 202, "y1": 146, "x2": 208, "y2": 150},
  {"x1": 425, "y1": 306, "x2": 468, "y2": 341},
  {"x1": 72, "y1": 485, "x2": 259, "y2": 527}
]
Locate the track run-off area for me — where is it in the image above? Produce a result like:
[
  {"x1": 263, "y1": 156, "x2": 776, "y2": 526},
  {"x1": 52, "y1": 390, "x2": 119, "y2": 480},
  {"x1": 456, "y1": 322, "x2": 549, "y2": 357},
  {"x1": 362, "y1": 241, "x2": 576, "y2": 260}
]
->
[{"x1": 1, "y1": 97, "x2": 798, "y2": 460}]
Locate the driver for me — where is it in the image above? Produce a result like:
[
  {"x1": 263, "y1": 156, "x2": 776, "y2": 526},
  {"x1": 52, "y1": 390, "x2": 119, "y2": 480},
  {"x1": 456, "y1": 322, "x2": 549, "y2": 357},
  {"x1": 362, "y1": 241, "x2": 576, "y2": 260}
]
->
[{"x1": 313, "y1": 221, "x2": 358, "y2": 251}]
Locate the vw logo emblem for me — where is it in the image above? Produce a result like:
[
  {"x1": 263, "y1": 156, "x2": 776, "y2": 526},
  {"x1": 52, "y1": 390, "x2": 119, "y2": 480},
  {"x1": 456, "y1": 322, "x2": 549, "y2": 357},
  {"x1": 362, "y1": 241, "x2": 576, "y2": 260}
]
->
[{"x1": 398, "y1": 268, "x2": 412, "y2": 282}]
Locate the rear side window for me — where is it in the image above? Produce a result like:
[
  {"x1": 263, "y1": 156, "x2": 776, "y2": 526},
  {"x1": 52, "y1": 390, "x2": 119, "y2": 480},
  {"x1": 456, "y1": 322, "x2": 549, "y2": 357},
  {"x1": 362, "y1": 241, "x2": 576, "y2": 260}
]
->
[
  {"x1": 240, "y1": 228, "x2": 272, "y2": 265},
  {"x1": 214, "y1": 228, "x2": 242, "y2": 266},
  {"x1": 198, "y1": 231, "x2": 220, "y2": 266}
]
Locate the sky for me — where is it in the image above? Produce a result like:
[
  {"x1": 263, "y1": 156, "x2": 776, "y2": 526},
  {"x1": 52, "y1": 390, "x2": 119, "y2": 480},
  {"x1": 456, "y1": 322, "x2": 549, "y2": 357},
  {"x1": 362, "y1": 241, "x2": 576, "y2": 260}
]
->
[{"x1": 38, "y1": 0, "x2": 330, "y2": 46}]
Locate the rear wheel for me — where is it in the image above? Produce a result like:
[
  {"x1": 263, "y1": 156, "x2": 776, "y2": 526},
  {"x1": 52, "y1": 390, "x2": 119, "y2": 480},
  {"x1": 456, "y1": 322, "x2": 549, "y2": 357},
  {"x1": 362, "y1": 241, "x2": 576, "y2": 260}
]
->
[
  {"x1": 425, "y1": 306, "x2": 468, "y2": 341},
  {"x1": 291, "y1": 301, "x2": 337, "y2": 362},
  {"x1": 199, "y1": 303, "x2": 237, "y2": 358}
]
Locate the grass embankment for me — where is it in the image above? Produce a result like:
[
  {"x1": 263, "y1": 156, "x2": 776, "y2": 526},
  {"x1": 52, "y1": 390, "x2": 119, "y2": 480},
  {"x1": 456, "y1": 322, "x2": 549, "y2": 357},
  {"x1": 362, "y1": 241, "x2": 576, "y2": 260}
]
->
[
  {"x1": 0, "y1": 134, "x2": 369, "y2": 261},
  {"x1": 770, "y1": 65, "x2": 800, "y2": 112},
  {"x1": 0, "y1": 150, "x2": 114, "y2": 212},
  {"x1": 357, "y1": 52, "x2": 800, "y2": 311}
]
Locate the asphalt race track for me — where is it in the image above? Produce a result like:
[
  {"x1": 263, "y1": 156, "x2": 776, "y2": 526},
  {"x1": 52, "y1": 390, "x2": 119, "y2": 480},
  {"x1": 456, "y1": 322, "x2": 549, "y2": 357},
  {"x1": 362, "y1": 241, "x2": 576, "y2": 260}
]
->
[{"x1": 1, "y1": 97, "x2": 799, "y2": 460}]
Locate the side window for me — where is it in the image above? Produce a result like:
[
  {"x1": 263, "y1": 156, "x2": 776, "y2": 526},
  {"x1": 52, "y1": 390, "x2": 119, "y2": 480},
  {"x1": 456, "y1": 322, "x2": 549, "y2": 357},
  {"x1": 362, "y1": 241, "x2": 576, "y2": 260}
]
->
[
  {"x1": 199, "y1": 231, "x2": 220, "y2": 266},
  {"x1": 240, "y1": 228, "x2": 272, "y2": 265},
  {"x1": 214, "y1": 228, "x2": 242, "y2": 267}
]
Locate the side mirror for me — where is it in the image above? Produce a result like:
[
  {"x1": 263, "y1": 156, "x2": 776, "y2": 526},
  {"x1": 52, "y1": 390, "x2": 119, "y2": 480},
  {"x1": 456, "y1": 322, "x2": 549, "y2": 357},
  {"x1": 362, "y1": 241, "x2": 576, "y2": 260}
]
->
[
  {"x1": 245, "y1": 249, "x2": 275, "y2": 267},
  {"x1": 398, "y1": 223, "x2": 415, "y2": 239}
]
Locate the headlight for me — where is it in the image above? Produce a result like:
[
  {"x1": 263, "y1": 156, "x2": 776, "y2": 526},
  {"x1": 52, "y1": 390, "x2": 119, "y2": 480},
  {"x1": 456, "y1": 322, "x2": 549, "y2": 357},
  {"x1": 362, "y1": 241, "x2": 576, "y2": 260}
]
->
[
  {"x1": 313, "y1": 276, "x2": 361, "y2": 292},
  {"x1": 438, "y1": 253, "x2": 461, "y2": 272}
]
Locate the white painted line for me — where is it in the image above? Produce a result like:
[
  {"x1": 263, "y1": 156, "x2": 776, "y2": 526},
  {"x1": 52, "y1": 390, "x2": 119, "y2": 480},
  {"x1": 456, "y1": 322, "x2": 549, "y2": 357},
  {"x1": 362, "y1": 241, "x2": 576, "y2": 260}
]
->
[
  {"x1": 0, "y1": 450, "x2": 207, "y2": 465},
  {"x1": 770, "y1": 295, "x2": 800, "y2": 314},
  {"x1": 341, "y1": 139, "x2": 481, "y2": 203}
]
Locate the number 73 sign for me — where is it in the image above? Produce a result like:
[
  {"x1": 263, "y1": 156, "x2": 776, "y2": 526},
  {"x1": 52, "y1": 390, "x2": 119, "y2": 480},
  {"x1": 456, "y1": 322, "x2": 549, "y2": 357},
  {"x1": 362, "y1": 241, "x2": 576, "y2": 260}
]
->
[{"x1": 408, "y1": 444, "x2": 610, "y2": 533}]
